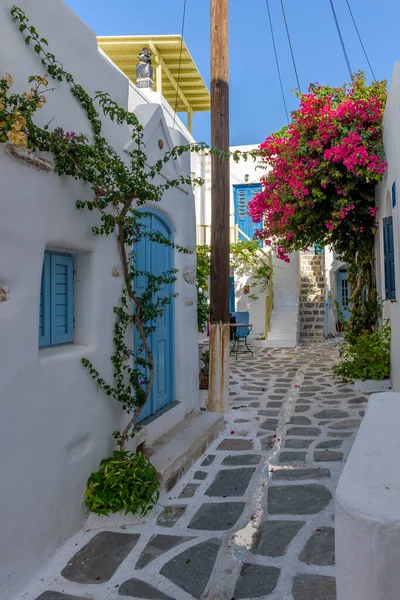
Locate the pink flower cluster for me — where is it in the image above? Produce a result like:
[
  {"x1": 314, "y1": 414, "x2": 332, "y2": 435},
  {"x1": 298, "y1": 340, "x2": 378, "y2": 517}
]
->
[{"x1": 248, "y1": 79, "x2": 386, "y2": 260}]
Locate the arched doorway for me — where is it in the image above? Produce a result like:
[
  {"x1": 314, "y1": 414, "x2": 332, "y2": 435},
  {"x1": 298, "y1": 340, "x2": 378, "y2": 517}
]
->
[{"x1": 134, "y1": 209, "x2": 174, "y2": 422}]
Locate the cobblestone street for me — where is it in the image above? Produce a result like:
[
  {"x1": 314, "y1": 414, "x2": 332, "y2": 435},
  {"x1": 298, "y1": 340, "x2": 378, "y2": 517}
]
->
[{"x1": 23, "y1": 343, "x2": 368, "y2": 600}]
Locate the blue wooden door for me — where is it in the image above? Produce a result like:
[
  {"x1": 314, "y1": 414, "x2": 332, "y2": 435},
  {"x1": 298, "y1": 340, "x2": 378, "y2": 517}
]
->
[
  {"x1": 336, "y1": 268, "x2": 350, "y2": 322},
  {"x1": 234, "y1": 184, "x2": 262, "y2": 242},
  {"x1": 134, "y1": 212, "x2": 173, "y2": 422},
  {"x1": 383, "y1": 216, "x2": 396, "y2": 300}
]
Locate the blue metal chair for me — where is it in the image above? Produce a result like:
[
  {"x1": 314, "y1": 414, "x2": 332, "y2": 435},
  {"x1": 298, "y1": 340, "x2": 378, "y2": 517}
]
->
[{"x1": 230, "y1": 311, "x2": 253, "y2": 359}]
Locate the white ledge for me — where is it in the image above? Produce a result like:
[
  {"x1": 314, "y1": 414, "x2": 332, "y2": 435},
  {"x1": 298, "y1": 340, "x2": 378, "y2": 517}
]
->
[
  {"x1": 335, "y1": 392, "x2": 400, "y2": 600},
  {"x1": 4, "y1": 144, "x2": 53, "y2": 171}
]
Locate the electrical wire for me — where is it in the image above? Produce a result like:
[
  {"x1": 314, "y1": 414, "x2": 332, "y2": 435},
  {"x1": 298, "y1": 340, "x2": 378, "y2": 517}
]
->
[
  {"x1": 329, "y1": 0, "x2": 353, "y2": 79},
  {"x1": 266, "y1": 0, "x2": 290, "y2": 124},
  {"x1": 345, "y1": 0, "x2": 376, "y2": 80},
  {"x1": 280, "y1": 0, "x2": 301, "y2": 94},
  {"x1": 173, "y1": 0, "x2": 187, "y2": 129}
]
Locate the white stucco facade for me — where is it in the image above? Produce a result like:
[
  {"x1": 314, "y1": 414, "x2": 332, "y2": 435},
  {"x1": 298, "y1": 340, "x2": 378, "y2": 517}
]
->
[
  {"x1": 336, "y1": 392, "x2": 400, "y2": 600},
  {"x1": 375, "y1": 61, "x2": 400, "y2": 392},
  {"x1": 0, "y1": 1, "x2": 200, "y2": 598}
]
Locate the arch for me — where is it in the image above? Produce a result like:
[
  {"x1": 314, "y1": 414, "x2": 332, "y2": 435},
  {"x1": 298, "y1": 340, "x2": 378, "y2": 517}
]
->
[{"x1": 134, "y1": 207, "x2": 175, "y2": 422}]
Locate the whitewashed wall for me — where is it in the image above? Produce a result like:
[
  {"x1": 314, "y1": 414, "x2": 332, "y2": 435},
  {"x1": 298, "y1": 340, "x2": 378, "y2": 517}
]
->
[
  {"x1": 0, "y1": 1, "x2": 198, "y2": 598},
  {"x1": 375, "y1": 61, "x2": 400, "y2": 392}
]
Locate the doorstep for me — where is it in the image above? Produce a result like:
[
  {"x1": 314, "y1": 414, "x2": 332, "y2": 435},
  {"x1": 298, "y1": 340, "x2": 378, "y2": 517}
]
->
[{"x1": 146, "y1": 411, "x2": 225, "y2": 491}]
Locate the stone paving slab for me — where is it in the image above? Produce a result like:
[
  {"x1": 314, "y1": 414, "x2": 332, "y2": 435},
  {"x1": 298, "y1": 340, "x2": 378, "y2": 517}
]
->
[
  {"x1": 252, "y1": 520, "x2": 305, "y2": 557},
  {"x1": 35, "y1": 594, "x2": 93, "y2": 600},
  {"x1": 292, "y1": 574, "x2": 336, "y2": 600},
  {"x1": 205, "y1": 467, "x2": 256, "y2": 497},
  {"x1": 61, "y1": 531, "x2": 140, "y2": 584},
  {"x1": 299, "y1": 526, "x2": 335, "y2": 566},
  {"x1": 23, "y1": 343, "x2": 366, "y2": 600},
  {"x1": 160, "y1": 538, "x2": 221, "y2": 599},
  {"x1": 118, "y1": 578, "x2": 175, "y2": 599},
  {"x1": 234, "y1": 563, "x2": 281, "y2": 598},
  {"x1": 188, "y1": 501, "x2": 246, "y2": 530}
]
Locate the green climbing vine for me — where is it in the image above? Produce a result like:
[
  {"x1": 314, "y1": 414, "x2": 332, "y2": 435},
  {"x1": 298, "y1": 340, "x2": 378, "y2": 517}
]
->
[
  {"x1": 2, "y1": 6, "x2": 260, "y2": 515},
  {"x1": 2, "y1": 5, "x2": 214, "y2": 515}
]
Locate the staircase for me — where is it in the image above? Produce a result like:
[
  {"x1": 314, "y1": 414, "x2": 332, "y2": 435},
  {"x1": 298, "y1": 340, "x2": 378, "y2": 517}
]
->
[{"x1": 299, "y1": 254, "x2": 326, "y2": 343}]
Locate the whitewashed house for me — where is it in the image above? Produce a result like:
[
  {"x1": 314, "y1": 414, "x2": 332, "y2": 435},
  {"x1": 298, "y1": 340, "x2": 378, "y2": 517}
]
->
[
  {"x1": 0, "y1": 1, "x2": 222, "y2": 598},
  {"x1": 375, "y1": 61, "x2": 400, "y2": 392},
  {"x1": 195, "y1": 144, "x2": 300, "y2": 347}
]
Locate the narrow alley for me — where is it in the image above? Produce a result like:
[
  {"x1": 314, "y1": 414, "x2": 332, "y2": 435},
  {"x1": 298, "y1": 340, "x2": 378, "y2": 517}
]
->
[{"x1": 23, "y1": 343, "x2": 367, "y2": 600}]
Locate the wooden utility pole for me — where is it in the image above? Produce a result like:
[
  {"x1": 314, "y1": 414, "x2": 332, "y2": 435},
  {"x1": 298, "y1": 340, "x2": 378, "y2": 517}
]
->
[{"x1": 208, "y1": 0, "x2": 230, "y2": 413}]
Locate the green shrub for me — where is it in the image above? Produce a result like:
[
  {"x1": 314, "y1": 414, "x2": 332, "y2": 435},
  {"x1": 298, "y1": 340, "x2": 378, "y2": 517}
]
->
[
  {"x1": 84, "y1": 451, "x2": 160, "y2": 516},
  {"x1": 333, "y1": 321, "x2": 391, "y2": 383}
]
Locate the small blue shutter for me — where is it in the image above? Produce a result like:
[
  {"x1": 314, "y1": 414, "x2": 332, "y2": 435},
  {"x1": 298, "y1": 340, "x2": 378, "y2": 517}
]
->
[
  {"x1": 39, "y1": 253, "x2": 51, "y2": 347},
  {"x1": 229, "y1": 276, "x2": 235, "y2": 312},
  {"x1": 50, "y1": 254, "x2": 74, "y2": 344},
  {"x1": 392, "y1": 182, "x2": 396, "y2": 208},
  {"x1": 383, "y1": 216, "x2": 396, "y2": 300},
  {"x1": 234, "y1": 184, "x2": 262, "y2": 244}
]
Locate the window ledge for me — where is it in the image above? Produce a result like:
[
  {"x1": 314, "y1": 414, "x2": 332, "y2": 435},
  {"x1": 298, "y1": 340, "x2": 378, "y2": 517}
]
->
[{"x1": 39, "y1": 343, "x2": 96, "y2": 362}]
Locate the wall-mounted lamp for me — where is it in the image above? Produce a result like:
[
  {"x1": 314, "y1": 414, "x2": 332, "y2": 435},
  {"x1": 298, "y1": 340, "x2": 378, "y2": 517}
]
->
[
  {"x1": 371, "y1": 225, "x2": 378, "y2": 235},
  {"x1": 244, "y1": 174, "x2": 249, "y2": 183}
]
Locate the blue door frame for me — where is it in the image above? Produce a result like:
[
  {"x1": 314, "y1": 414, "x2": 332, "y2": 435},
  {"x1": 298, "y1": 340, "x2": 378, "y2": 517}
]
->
[
  {"x1": 134, "y1": 210, "x2": 174, "y2": 422},
  {"x1": 233, "y1": 184, "x2": 262, "y2": 242},
  {"x1": 336, "y1": 268, "x2": 350, "y2": 322}
]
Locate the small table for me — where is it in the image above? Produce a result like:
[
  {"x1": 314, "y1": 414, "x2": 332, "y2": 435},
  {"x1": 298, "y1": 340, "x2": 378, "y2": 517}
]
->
[{"x1": 230, "y1": 323, "x2": 253, "y2": 359}]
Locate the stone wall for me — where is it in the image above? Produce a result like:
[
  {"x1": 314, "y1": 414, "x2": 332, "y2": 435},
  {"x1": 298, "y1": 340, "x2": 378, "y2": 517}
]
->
[{"x1": 299, "y1": 254, "x2": 326, "y2": 342}]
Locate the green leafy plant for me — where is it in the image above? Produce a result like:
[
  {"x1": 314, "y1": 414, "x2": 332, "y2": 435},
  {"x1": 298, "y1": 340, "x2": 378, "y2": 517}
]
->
[
  {"x1": 196, "y1": 245, "x2": 211, "y2": 332},
  {"x1": 84, "y1": 451, "x2": 160, "y2": 516},
  {"x1": 200, "y1": 349, "x2": 210, "y2": 376},
  {"x1": 333, "y1": 321, "x2": 391, "y2": 382}
]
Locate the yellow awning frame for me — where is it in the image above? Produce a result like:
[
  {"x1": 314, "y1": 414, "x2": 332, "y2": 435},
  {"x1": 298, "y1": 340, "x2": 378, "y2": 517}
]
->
[{"x1": 97, "y1": 34, "x2": 210, "y2": 133}]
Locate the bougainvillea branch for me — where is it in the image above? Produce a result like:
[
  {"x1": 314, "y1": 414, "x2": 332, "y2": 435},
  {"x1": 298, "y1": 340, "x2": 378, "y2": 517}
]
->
[{"x1": 250, "y1": 73, "x2": 387, "y2": 336}]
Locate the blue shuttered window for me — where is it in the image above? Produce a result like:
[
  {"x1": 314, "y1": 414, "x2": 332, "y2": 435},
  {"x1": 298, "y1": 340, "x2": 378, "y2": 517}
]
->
[
  {"x1": 39, "y1": 251, "x2": 74, "y2": 347},
  {"x1": 234, "y1": 184, "x2": 262, "y2": 244},
  {"x1": 383, "y1": 216, "x2": 396, "y2": 300}
]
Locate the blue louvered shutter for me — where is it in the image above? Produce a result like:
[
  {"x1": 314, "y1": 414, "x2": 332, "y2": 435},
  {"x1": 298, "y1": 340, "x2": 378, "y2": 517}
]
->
[
  {"x1": 234, "y1": 184, "x2": 262, "y2": 244},
  {"x1": 383, "y1": 216, "x2": 396, "y2": 300},
  {"x1": 50, "y1": 254, "x2": 74, "y2": 344},
  {"x1": 39, "y1": 253, "x2": 51, "y2": 347}
]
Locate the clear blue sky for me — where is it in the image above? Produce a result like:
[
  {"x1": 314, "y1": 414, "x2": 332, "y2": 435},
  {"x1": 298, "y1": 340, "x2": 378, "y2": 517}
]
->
[{"x1": 64, "y1": 0, "x2": 400, "y2": 146}]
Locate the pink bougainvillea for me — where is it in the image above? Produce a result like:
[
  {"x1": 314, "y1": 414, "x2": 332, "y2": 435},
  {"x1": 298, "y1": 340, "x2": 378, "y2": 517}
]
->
[{"x1": 249, "y1": 73, "x2": 387, "y2": 262}]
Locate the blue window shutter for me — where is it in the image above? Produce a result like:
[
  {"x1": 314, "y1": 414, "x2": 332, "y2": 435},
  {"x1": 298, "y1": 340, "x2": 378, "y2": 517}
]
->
[
  {"x1": 50, "y1": 254, "x2": 74, "y2": 344},
  {"x1": 383, "y1": 216, "x2": 396, "y2": 300},
  {"x1": 234, "y1": 184, "x2": 262, "y2": 244},
  {"x1": 392, "y1": 182, "x2": 396, "y2": 208},
  {"x1": 39, "y1": 253, "x2": 51, "y2": 347}
]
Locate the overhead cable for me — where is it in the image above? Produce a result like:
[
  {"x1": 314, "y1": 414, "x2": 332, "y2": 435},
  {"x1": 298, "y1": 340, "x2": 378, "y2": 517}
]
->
[
  {"x1": 345, "y1": 0, "x2": 376, "y2": 80},
  {"x1": 280, "y1": 0, "x2": 301, "y2": 94},
  {"x1": 266, "y1": 0, "x2": 290, "y2": 124},
  {"x1": 329, "y1": 0, "x2": 353, "y2": 79}
]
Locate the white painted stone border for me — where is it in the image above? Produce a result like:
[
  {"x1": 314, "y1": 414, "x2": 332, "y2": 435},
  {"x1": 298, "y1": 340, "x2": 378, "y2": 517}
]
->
[
  {"x1": 335, "y1": 392, "x2": 400, "y2": 600},
  {"x1": 353, "y1": 378, "x2": 392, "y2": 393}
]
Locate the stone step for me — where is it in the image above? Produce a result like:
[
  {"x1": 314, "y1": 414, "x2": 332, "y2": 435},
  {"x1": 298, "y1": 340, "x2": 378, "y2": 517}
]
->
[{"x1": 147, "y1": 412, "x2": 224, "y2": 492}]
